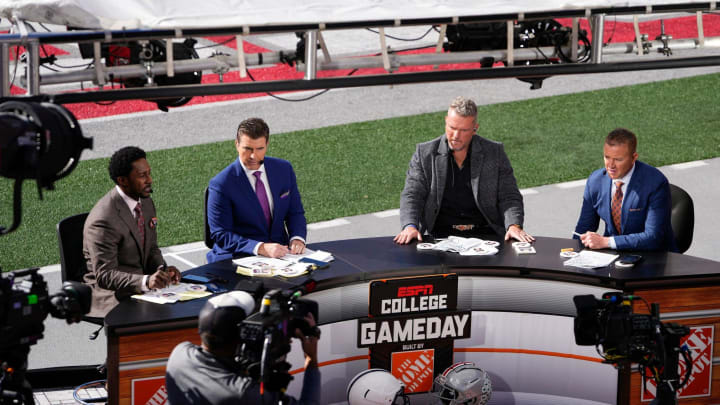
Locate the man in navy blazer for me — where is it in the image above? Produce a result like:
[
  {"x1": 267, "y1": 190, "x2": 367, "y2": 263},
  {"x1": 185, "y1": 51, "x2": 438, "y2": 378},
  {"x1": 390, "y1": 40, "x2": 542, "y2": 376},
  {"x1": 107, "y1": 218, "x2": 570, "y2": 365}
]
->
[
  {"x1": 574, "y1": 128, "x2": 677, "y2": 252},
  {"x1": 206, "y1": 118, "x2": 307, "y2": 263}
]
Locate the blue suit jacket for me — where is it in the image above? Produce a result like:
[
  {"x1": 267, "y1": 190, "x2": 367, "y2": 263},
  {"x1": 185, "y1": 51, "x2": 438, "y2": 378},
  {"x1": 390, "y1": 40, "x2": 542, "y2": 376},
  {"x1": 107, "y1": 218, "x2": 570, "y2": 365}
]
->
[
  {"x1": 574, "y1": 160, "x2": 677, "y2": 252},
  {"x1": 206, "y1": 157, "x2": 307, "y2": 263}
]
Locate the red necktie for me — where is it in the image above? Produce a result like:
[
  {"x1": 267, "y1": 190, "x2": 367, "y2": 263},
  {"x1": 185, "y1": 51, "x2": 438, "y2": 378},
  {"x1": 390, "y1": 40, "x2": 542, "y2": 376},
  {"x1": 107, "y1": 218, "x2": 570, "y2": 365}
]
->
[
  {"x1": 134, "y1": 202, "x2": 145, "y2": 247},
  {"x1": 611, "y1": 181, "x2": 624, "y2": 234}
]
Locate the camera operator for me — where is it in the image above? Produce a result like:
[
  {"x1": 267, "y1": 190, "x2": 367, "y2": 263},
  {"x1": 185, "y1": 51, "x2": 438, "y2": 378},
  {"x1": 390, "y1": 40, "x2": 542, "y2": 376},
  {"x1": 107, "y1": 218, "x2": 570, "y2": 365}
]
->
[{"x1": 165, "y1": 291, "x2": 321, "y2": 405}]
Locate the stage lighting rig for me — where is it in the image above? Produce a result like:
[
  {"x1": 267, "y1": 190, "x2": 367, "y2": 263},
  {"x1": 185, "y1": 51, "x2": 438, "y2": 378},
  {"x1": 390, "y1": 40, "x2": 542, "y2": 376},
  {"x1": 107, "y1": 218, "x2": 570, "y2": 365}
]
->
[
  {"x1": 77, "y1": 38, "x2": 203, "y2": 111},
  {"x1": 445, "y1": 19, "x2": 591, "y2": 89}
]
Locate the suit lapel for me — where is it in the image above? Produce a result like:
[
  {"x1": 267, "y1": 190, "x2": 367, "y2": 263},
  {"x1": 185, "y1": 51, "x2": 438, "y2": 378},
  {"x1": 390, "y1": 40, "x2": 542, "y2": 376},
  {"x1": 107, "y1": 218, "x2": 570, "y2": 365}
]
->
[
  {"x1": 265, "y1": 159, "x2": 283, "y2": 230},
  {"x1": 140, "y1": 198, "x2": 153, "y2": 264},
  {"x1": 434, "y1": 138, "x2": 449, "y2": 208},
  {"x1": 112, "y1": 189, "x2": 144, "y2": 257},
  {"x1": 235, "y1": 159, "x2": 270, "y2": 231},
  {"x1": 469, "y1": 136, "x2": 483, "y2": 210},
  {"x1": 600, "y1": 173, "x2": 614, "y2": 232},
  {"x1": 621, "y1": 164, "x2": 641, "y2": 231}
]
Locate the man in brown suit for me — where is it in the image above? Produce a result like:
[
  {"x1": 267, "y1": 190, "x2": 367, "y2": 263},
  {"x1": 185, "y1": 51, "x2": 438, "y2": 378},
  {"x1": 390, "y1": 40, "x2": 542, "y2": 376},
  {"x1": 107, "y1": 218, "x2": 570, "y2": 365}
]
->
[{"x1": 83, "y1": 146, "x2": 180, "y2": 317}]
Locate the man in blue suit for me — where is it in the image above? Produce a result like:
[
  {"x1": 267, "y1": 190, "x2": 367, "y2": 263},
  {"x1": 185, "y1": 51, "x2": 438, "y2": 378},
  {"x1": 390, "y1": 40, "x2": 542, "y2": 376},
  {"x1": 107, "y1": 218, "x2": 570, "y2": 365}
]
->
[
  {"x1": 206, "y1": 118, "x2": 307, "y2": 262},
  {"x1": 574, "y1": 128, "x2": 677, "y2": 252}
]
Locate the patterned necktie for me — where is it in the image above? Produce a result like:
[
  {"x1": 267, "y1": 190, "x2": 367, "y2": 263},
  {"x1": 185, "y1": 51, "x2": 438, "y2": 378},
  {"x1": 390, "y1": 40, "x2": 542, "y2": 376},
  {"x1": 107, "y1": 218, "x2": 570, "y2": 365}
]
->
[
  {"x1": 253, "y1": 171, "x2": 272, "y2": 228},
  {"x1": 611, "y1": 181, "x2": 624, "y2": 234},
  {"x1": 134, "y1": 202, "x2": 145, "y2": 247}
]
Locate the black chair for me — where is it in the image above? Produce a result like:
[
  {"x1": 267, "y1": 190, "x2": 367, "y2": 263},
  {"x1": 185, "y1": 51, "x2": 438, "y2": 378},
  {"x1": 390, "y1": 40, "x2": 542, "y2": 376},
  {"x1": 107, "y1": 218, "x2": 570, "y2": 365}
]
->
[
  {"x1": 203, "y1": 187, "x2": 214, "y2": 249},
  {"x1": 56, "y1": 212, "x2": 104, "y2": 339},
  {"x1": 669, "y1": 183, "x2": 694, "y2": 254}
]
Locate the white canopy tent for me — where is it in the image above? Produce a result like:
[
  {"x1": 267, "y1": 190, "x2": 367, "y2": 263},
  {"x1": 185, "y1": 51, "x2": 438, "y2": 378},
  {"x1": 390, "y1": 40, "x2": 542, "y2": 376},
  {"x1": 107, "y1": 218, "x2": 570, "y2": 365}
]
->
[{"x1": 0, "y1": 0, "x2": 713, "y2": 30}]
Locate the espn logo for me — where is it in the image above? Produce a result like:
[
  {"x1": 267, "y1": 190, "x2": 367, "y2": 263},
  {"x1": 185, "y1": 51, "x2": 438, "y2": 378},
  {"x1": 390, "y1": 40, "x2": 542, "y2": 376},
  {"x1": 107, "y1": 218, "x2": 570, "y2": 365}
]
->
[{"x1": 397, "y1": 285, "x2": 433, "y2": 297}]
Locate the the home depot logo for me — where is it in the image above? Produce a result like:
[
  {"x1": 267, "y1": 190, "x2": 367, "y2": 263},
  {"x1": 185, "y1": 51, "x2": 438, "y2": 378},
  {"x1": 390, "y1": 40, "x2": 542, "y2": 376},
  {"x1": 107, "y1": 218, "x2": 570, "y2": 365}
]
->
[
  {"x1": 132, "y1": 376, "x2": 167, "y2": 405},
  {"x1": 641, "y1": 325, "x2": 714, "y2": 401},
  {"x1": 391, "y1": 349, "x2": 435, "y2": 393}
]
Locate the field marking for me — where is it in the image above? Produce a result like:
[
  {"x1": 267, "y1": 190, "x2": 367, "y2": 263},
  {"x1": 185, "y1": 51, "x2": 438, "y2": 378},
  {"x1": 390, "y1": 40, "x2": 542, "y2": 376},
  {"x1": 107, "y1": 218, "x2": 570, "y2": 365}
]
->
[
  {"x1": 670, "y1": 161, "x2": 708, "y2": 170},
  {"x1": 165, "y1": 253, "x2": 200, "y2": 269},
  {"x1": 308, "y1": 218, "x2": 351, "y2": 230},
  {"x1": 556, "y1": 179, "x2": 587, "y2": 189},
  {"x1": 373, "y1": 209, "x2": 400, "y2": 218}
]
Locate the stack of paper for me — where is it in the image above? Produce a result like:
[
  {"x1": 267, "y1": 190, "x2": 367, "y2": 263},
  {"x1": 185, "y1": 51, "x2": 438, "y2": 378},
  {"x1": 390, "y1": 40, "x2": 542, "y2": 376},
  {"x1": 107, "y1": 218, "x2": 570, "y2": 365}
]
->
[
  {"x1": 132, "y1": 283, "x2": 212, "y2": 304},
  {"x1": 233, "y1": 249, "x2": 334, "y2": 278},
  {"x1": 417, "y1": 236, "x2": 500, "y2": 256},
  {"x1": 512, "y1": 241, "x2": 536, "y2": 255},
  {"x1": 563, "y1": 250, "x2": 619, "y2": 269}
]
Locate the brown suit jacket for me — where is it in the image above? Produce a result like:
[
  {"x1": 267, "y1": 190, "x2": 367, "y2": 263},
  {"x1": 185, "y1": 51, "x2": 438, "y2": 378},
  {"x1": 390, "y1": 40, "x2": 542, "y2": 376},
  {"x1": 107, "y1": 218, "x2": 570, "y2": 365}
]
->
[{"x1": 83, "y1": 187, "x2": 164, "y2": 317}]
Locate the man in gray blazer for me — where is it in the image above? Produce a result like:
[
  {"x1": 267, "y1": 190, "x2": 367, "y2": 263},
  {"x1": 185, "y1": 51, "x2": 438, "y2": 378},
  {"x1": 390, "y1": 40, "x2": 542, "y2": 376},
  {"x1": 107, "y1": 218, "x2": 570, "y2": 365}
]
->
[
  {"x1": 395, "y1": 97, "x2": 534, "y2": 244},
  {"x1": 83, "y1": 146, "x2": 180, "y2": 317}
]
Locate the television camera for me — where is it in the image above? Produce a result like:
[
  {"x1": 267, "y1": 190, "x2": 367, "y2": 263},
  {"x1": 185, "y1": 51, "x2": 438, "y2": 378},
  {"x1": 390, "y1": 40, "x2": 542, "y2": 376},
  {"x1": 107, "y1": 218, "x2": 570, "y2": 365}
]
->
[
  {"x1": 573, "y1": 292, "x2": 692, "y2": 405},
  {"x1": 0, "y1": 267, "x2": 92, "y2": 404},
  {"x1": 236, "y1": 281, "x2": 320, "y2": 395},
  {"x1": 0, "y1": 100, "x2": 92, "y2": 235}
]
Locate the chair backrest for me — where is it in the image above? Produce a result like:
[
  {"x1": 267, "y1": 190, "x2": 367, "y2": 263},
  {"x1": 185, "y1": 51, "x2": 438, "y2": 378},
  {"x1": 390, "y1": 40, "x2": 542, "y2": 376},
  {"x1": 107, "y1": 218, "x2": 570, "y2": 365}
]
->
[
  {"x1": 669, "y1": 183, "x2": 694, "y2": 254},
  {"x1": 57, "y1": 212, "x2": 90, "y2": 283},
  {"x1": 203, "y1": 187, "x2": 213, "y2": 249}
]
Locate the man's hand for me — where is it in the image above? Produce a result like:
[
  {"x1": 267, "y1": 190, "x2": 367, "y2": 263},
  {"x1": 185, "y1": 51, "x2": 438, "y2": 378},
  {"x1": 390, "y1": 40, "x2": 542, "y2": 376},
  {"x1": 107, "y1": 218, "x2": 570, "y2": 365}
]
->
[
  {"x1": 295, "y1": 313, "x2": 319, "y2": 369},
  {"x1": 290, "y1": 239, "x2": 306, "y2": 255},
  {"x1": 394, "y1": 226, "x2": 422, "y2": 245},
  {"x1": 166, "y1": 265, "x2": 181, "y2": 284},
  {"x1": 258, "y1": 242, "x2": 289, "y2": 258},
  {"x1": 148, "y1": 266, "x2": 180, "y2": 290},
  {"x1": 505, "y1": 225, "x2": 535, "y2": 243},
  {"x1": 580, "y1": 232, "x2": 610, "y2": 249}
]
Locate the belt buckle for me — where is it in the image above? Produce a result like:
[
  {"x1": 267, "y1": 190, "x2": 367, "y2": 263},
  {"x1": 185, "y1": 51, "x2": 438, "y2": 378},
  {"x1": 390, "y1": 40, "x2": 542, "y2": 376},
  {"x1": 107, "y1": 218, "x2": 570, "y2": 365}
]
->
[{"x1": 452, "y1": 224, "x2": 475, "y2": 232}]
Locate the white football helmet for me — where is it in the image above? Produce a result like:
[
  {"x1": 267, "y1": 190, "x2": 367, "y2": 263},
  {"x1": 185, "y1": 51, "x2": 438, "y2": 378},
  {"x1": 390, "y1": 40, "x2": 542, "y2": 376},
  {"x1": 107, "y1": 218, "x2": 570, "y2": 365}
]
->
[
  {"x1": 347, "y1": 369, "x2": 409, "y2": 405},
  {"x1": 433, "y1": 362, "x2": 492, "y2": 405}
]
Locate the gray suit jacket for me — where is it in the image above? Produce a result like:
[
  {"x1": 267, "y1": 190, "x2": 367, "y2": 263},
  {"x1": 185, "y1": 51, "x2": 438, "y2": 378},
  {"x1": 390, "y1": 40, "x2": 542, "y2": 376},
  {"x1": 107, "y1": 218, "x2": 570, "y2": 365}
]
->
[
  {"x1": 400, "y1": 135, "x2": 524, "y2": 236},
  {"x1": 83, "y1": 187, "x2": 164, "y2": 317}
]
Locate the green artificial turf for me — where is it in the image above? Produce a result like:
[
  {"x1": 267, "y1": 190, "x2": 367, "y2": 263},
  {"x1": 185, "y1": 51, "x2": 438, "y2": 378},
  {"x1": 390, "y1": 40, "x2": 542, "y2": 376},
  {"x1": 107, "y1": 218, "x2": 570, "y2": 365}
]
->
[{"x1": 2, "y1": 73, "x2": 719, "y2": 271}]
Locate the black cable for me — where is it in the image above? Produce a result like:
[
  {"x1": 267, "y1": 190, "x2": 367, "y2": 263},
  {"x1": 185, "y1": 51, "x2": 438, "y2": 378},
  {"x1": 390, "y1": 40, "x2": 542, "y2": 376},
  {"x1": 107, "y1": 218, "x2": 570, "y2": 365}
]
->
[
  {"x1": 365, "y1": 27, "x2": 435, "y2": 42},
  {"x1": 10, "y1": 46, "x2": 20, "y2": 89},
  {"x1": 196, "y1": 37, "x2": 235, "y2": 50},
  {"x1": 605, "y1": 16, "x2": 618, "y2": 44},
  {"x1": 246, "y1": 68, "x2": 358, "y2": 102},
  {"x1": 677, "y1": 346, "x2": 693, "y2": 389},
  {"x1": 38, "y1": 22, "x2": 53, "y2": 32}
]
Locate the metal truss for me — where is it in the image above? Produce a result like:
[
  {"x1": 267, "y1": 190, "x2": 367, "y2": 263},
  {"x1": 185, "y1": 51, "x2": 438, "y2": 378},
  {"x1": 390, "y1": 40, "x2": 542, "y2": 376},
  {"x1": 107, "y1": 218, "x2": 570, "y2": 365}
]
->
[{"x1": 1, "y1": 3, "x2": 720, "y2": 104}]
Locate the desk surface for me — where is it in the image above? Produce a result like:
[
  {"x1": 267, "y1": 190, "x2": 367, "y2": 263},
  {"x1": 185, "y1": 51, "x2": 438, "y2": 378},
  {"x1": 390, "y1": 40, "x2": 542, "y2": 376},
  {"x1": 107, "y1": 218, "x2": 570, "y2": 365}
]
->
[{"x1": 105, "y1": 235, "x2": 720, "y2": 332}]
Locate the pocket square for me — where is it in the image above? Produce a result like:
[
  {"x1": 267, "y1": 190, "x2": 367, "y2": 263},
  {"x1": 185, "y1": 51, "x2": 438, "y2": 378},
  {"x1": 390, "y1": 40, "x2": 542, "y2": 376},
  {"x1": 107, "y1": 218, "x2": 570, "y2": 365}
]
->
[{"x1": 280, "y1": 190, "x2": 290, "y2": 199}]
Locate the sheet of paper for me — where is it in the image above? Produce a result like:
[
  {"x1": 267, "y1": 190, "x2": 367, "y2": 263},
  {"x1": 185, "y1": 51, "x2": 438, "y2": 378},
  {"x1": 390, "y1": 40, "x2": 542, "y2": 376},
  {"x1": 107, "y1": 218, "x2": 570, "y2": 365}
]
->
[
  {"x1": 132, "y1": 282, "x2": 211, "y2": 304},
  {"x1": 417, "y1": 236, "x2": 499, "y2": 256},
  {"x1": 282, "y1": 248, "x2": 334, "y2": 263},
  {"x1": 563, "y1": 250, "x2": 619, "y2": 269},
  {"x1": 233, "y1": 256, "x2": 312, "y2": 278}
]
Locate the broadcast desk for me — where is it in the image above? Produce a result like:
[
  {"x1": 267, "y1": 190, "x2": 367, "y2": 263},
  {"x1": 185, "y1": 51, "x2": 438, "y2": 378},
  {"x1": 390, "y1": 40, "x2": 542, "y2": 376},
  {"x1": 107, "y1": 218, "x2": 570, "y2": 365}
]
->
[{"x1": 104, "y1": 236, "x2": 720, "y2": 405}]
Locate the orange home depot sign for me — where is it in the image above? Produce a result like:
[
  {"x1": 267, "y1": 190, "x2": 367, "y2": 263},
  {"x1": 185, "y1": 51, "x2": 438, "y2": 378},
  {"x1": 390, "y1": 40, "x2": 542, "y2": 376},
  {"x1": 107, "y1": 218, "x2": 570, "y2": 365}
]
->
[
  {"x1": 392, "y1": 349, "x2": 435, "y2": 393},
  {"x1": 132, "y1": 376, "x2": 167, "y2": 405},
  {"x1": 641, "y1": 325, "x2": 714, "y2": 401}
]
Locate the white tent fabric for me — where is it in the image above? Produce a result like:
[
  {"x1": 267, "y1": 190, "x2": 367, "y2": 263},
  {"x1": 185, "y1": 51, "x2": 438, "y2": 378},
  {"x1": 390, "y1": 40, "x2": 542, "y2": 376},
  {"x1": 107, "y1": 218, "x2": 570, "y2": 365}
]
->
[{"x1": 0, "y1": 0, "x2": 711, "y2": 30}]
